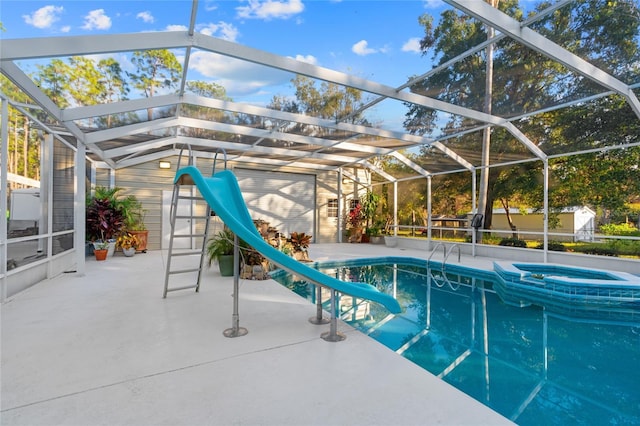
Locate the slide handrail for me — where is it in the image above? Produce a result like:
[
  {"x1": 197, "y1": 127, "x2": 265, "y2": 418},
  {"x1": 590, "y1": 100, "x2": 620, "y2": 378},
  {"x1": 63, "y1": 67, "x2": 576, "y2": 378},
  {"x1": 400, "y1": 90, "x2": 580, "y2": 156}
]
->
[{"x1": 175, "y1": 165, "x2": 401, "y2": 314}]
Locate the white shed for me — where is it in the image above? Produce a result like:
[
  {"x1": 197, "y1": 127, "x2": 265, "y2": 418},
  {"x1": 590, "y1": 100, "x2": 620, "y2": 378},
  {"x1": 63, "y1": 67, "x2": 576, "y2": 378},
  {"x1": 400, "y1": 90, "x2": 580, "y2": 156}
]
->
[{"x1": 490, "y1": 206, "x2": 596, "y2": 242}]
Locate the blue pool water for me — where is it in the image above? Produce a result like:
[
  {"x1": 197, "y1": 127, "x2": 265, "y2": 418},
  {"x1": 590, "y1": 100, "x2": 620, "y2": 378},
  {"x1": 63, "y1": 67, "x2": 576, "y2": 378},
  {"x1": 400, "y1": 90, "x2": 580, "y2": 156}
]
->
[{"x1": 271, "y1": 257, "x2": 640, "y2": 425}]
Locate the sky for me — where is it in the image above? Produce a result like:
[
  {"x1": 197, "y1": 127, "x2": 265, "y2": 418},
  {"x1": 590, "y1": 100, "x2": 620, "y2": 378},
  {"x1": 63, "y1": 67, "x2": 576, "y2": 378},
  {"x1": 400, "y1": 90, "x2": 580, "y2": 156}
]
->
[{"x1": 1, "y1": 0, "x2": 457, "y2": 131}]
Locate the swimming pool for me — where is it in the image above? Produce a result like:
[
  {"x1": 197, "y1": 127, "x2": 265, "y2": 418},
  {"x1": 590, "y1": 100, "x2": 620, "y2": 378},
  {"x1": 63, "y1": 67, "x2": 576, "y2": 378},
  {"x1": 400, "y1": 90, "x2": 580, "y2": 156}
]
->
[{"x1": 271, "y1": 257, "x2": 640, "y2": 425}]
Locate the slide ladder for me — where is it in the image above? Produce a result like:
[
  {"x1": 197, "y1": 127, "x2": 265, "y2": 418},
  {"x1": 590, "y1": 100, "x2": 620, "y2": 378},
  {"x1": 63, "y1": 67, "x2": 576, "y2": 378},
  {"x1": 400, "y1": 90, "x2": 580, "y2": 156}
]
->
[{"x1": 162, "y1": 147, "x2": 223, "y2": 298}]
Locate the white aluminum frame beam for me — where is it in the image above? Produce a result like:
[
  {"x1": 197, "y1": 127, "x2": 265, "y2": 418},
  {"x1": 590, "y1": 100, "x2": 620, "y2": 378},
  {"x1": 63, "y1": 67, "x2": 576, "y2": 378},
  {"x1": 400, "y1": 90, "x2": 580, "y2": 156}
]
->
[
  {"x1": 66, "y1": 94, "x2": 457, "y2": 174},
  {"x1": 2, "y1": 30, "x2": 546, "y2": 160},
  {"x1": 390, "y1": 152, "x2": 431, "y2": 177},
  {"x1": 114, "y1": 142, "x2": 338, "y2": 173},
  {"x1": 103, "y1": 132, "x2": 362, "y2": 166}
]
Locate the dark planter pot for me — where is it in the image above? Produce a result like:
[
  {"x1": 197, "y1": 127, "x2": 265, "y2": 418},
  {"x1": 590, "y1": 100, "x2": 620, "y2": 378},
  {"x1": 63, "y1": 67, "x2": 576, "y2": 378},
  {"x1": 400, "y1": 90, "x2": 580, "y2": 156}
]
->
[
  {"x1": 369, "y1": 236, "x2": 385, "y2": 244},
  {"x1": 218, "y1": 254, "x2": 235, "y2": 276}
]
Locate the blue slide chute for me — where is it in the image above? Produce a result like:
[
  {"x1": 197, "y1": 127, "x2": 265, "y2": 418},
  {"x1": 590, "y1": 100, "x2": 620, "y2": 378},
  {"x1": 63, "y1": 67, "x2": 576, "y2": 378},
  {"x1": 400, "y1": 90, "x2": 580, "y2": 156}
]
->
[{"x1": 175, "y1": 166, "x2": 401, "y2": 314}]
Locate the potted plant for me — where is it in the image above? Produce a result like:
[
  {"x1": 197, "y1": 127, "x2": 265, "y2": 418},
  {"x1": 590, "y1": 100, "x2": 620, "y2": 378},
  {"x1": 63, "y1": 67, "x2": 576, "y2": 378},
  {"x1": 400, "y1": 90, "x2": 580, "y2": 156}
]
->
[
  {"x1": 365, "y1": 225, "x2": 384, "y2": 244},
  {"x1": 127, "y1": 207, "x2": 148, "y2": 253},
  {"x1": 239, "y1": 239, "x2": 268, "y2": 279},
  {"x1": 361, "y1": 190, "x2": 381, "y2": 242},
  {"x1": 347, "y1": 203, "x2": 364, "y2": 243},
  {"x1": 93, "y1": 239, "x2": 109, "y2": 261},
  {"x1": 86, "y1": 196, "x2": 125, "y2": 257},
  {"x1": 289, "y1": 232, "x2": 312, "y2": 261},
  {"x1": 117, "y1": 232, "x2": 139, "y2": 257},
  {"x1": 206, "y1": 229, "x2": 235, "y2": 276}
]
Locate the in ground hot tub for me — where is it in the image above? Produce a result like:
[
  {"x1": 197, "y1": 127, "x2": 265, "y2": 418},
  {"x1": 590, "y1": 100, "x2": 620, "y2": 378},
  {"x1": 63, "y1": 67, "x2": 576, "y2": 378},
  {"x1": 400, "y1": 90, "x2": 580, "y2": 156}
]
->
[{"x1": 493, "y1": 262, "x2": 640, "y2": 323}]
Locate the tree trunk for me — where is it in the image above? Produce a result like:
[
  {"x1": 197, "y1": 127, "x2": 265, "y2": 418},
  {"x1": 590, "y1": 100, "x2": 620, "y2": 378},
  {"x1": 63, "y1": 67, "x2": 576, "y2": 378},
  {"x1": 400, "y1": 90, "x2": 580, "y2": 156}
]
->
[
  {"x1": 477, "y1": 0, "x2": 498, "y2": 241},
  {"x1": 23, "y1": 118, "x2": 29, "y2": 178},
  {"x1": 500, "y1": 198, "x2": 518, "y2": 238},
  {"x1": 482, "y1": 168, "x2": 499, "y2": 231}
]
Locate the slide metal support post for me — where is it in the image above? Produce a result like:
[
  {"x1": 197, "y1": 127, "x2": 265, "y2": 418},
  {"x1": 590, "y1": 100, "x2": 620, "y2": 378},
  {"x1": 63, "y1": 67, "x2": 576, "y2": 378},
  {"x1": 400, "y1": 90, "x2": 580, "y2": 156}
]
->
[
  {"x1": 309, "y1": 284, "x2": 329, "y2": 325},
  {"x1": 224, "y1": 233, "x2": 248, "y2": 338},
  {"x1": 321, "y1": 289, "x2": 346, "y2": 342}
]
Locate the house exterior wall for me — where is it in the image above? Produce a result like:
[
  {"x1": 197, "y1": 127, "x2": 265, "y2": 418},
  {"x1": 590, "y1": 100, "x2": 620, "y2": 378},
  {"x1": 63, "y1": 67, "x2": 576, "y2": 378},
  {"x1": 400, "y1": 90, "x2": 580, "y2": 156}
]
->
[
  {"x1": 316, "y1": 172, "x2": 340, "y2": 243},
  {"x1": 112, "y1": 157, "x2": 343, "y2": 249},
  {"x1": 110, "y1": 159, "x2": 177, "y2": 251}
]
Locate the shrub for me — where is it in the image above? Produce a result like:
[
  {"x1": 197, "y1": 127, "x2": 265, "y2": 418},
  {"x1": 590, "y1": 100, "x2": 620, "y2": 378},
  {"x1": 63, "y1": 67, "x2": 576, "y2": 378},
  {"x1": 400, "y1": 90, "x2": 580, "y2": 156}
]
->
[
  {"x1": 289, "y1": 232, "x2": 312, "y2": 251},
  {"x1": 599, "y1": 223, "x2": 640, "y2": 237},
  {"x1": 499, "y1": 237, "x2": 527, "y2": 248},
  {"x1": 572, "y1": 244, "x2": 617, "y2": 257},
  {"x1": 535, "y1": 241, "x2": 566, "y2": 251},
  {"x1": 607, "y1": 239, "x2": 640, "y2": 257}
]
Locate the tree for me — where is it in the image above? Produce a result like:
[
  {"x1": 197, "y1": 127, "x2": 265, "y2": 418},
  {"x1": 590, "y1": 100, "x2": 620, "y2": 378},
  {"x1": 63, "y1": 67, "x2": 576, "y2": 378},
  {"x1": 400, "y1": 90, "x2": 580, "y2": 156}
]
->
[
  {"x1": 268, "y1": 75, "x2": 371, "y2": 137},
  {"x1": 404, "y1": 0, "x2": 640, "y2": 232},
  {"x1": 97, "y1": 58, "x2": 130, "y2": 128},
  {"x1": 182, "y1": 81, "x2": 233, "y2": 140},
  {"x1": 35, "y1": 59, "x2": 71, "y2": 109},
  {"x1": 127, "y1": 49, "x2": 182, "y2": 121}
]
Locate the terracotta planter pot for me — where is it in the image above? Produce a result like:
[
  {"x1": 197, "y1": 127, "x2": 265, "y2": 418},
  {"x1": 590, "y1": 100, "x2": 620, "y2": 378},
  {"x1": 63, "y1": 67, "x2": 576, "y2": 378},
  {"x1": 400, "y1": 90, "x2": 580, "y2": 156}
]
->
[
  {"x1": 94, "y1": 249, "x2": 108, "y2": 261},
  {"x1": 129, "y1": 230, "x2": 148, "y2": 252}
]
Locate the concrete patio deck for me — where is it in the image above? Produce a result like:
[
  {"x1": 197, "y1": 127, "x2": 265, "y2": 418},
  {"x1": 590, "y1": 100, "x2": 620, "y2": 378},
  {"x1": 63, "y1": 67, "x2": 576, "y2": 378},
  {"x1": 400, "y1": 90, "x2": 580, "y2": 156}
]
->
[{"x1": 2, "y1": 243, "x2": 511, "y2": 425}]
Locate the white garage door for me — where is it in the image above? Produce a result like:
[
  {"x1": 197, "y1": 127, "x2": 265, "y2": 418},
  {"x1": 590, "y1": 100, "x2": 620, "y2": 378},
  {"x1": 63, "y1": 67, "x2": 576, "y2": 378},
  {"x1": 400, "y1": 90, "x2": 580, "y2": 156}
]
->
[{"x1": 234, "y1": 168, "x2": 315, "y2": 239}]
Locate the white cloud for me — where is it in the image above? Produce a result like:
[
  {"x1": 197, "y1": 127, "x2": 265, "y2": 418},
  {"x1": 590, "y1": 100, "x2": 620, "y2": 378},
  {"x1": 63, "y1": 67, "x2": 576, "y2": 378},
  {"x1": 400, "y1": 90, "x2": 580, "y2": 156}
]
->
[
  {"x1": 189, "y1": 51, "x2": 292, "y2": 96},
  {"x1": 198, "y1": 22, "x2": 239, "y2": 42},
  {"x1": 82, "y1": 9, "x2": 112, "y2": 30},
  {"x1": 137, "y1": 11, "x2": 154, "y2": 24},
  {"x1": 23, "y1": 5, "x2": 64, "y2": 29},
  {"x1": 402, "y1": 37, "x2": 421, "y2": 53},
  {"x1": 293, "y1": 54, "x2": 317, "y2": 65},
  {"x1": 423, "y1": 0, "x2": 444, "y2": 9},
  {"x1": 61, "y1": 25, "x2": 71, "y2": 33},
  {"x1": 166, "y1": 24, "x2": 188, "y2": 31},
  {"x1": 204, "y1": 1, "x2": 218, "y2": 12},
  {"x1": 236, "y1": 0, "x2": 304, "y2": 20},
  {"x1": 352, "y1": 40, "x2": 377, "y2": 56}
]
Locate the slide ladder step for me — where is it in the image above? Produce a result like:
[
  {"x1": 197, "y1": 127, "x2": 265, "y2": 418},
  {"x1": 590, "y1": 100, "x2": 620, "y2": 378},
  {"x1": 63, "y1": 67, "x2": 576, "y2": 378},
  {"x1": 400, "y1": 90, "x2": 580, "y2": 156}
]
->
[
  {"x1": 163, "y1": 162, "x2": 213, "y2": 298},
  {"x1": 168, "y1": 267, "x2": 202, "y2": 275},
  {"x1": 165, "y1": 284, "x2": 199, "y2": 293},
  {"x1": 170, "y1": 250, "x2": 203, "y2": 257}
]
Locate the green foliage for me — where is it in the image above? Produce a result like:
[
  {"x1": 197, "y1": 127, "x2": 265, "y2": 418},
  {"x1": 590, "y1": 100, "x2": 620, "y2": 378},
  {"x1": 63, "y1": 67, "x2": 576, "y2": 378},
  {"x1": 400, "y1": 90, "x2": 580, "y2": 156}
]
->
[
  {"x1": 90, "y1": 186, "x2": 143, "y2": 231},
  {"x1": 86, "y1": 197, "x2": 125, "y2": 241},
  {"x1": 268, "y1": 75, "x2": 369, "y2": 126},
  {"x1": 206, "y1": 229, "x2": 235, "y2": 266},
  {"x1": 365, "y1": 219, "x2": 385, "y2": 237},
  {"x1": 498, "y1": 237, "x2": 527, "y2": 248},
  {"x1": 361, "y1": 190, "x2": 381, "y2": 229},
  {"x1": 599, "y1": 223, "x2": 640, "y2": 237},
  {"x1": 572, "y1": 244, "x2": 618, "y2": 257},
  {"x1": 608, "y1": 239, "x2": 640, "y2": 257},
  {"x1": 534, "y1": 241, "x2": 566, "y2": 252}
]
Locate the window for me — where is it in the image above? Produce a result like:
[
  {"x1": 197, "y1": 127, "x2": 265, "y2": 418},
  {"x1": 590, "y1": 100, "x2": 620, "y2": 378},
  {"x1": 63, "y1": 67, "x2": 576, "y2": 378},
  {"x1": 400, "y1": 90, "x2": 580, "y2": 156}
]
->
[
  {"x1": 349, "y1": 199, "x2": 360, "y2": 210},
  {"x1": 327, "y1": 198, "x2": 338, "y2": 218}
]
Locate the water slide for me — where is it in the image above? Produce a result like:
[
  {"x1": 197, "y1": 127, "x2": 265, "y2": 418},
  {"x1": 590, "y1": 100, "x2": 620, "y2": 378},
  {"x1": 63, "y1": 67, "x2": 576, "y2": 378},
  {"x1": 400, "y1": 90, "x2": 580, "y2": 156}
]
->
[{"x1": 175, "y1": 166, "x2": 401, "y2": 314}]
